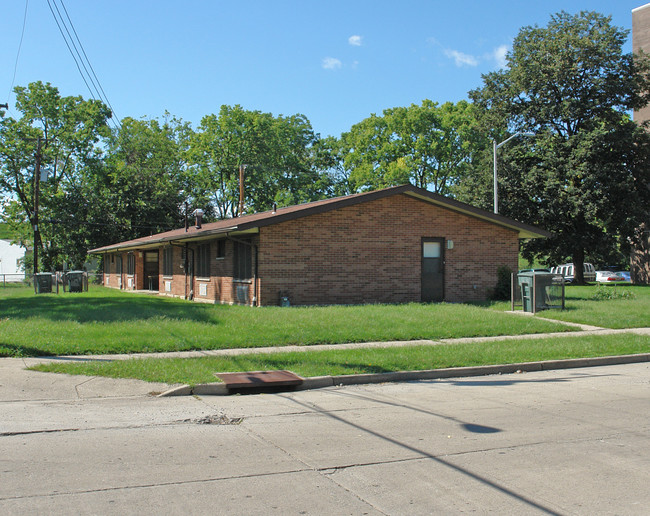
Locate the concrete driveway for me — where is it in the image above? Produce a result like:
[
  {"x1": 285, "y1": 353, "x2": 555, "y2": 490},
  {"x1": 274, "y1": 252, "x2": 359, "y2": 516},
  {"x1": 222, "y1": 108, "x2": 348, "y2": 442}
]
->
[{"x1": 1, "y1": 358, "x2": 649, "y2": 515}]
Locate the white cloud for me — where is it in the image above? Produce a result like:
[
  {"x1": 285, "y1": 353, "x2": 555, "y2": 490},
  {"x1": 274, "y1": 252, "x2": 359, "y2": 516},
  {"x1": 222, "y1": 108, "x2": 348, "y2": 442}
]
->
[
  {"x1": 322, "y1": 57, "x2": 342, "y2": 70},
  {"x1": 444, "y1": 48, "x2": 478, "y2": 67},
  {"x1": 348, "y1": 35, "x2": 362, "y2": 46},
  {"x1": 492, "y1": 45, "x2": 508, "y2": 68}
]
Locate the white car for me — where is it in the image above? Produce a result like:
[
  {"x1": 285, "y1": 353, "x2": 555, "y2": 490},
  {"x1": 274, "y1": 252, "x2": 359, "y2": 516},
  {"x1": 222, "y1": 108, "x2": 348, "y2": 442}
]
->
[{"x1": 595, "y1": 271, "x2": 627, "y2": 283}]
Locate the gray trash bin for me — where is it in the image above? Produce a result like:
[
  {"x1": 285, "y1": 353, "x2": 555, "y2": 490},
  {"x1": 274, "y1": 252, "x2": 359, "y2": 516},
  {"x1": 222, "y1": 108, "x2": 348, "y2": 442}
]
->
[
  {"x1": 34, "y1": 273, "x2": 53, "y2": 294},
  {"x1": 518, "y1": 272, "x2": 558, "y2": 313},
  {"x1": 66, "y1": 271, "x2": 85, "y2": 293}
]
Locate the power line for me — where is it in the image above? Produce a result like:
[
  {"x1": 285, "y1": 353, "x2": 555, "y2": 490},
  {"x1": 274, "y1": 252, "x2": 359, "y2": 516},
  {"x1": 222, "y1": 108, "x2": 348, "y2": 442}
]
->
[
  {"x1": 6, "y1": 0, "x2": 30, "y2": 111},
  {"x1": 58, "y1": 0, "x2": 120, "y2": 127},
  {"x1": 45, "y1": 0, "x2": 121, "y2": 131}
]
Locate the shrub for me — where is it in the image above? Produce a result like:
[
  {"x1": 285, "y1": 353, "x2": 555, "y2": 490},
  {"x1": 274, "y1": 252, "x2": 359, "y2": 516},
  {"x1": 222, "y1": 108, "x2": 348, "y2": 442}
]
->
[
  {"x1": 490, "y1": 266, "x2": 512, "y2": 301},
  {"x1": 592, "y1": 285, "x2": 636, "y2": 301}
]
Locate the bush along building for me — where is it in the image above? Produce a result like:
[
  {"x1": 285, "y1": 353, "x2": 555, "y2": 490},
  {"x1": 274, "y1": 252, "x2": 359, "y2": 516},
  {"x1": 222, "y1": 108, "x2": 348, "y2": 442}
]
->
[{"x1": 89, "y1": 184, "x2": 551, "y2": 306}]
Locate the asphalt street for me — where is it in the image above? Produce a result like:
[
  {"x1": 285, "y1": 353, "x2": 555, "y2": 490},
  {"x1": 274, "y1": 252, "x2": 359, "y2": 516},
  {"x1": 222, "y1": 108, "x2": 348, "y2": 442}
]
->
[{"x1": 1, "y1": 358, "x2": 649, "y2": 515}]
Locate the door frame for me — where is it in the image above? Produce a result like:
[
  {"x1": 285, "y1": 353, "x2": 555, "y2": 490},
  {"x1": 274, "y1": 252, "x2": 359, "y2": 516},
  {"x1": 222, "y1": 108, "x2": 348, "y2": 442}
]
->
[
  {"x1": 421, "y1": 237, "x2": 445, "y2": 302},
  {"x1": 144, "y1": 250, "x2": 160, "y2": 291}
]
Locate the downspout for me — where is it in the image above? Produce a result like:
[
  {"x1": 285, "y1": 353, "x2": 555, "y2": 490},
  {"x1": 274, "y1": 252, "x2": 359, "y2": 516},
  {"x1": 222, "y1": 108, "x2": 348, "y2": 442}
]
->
[
  {"x1": 253, "y1": 243, "x2": 258, "y2": 307},
  {"x1": 184, "y1": 243, "x2": 188, "y2": 300},
  {"x1": 189, "y1": 247, "x2": 195, "y2": 300}
]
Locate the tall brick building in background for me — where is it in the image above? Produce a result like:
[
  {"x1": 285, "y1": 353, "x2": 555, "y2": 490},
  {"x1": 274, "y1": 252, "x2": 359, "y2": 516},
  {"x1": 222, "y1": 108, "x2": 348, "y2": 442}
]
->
[{"x1": 632, "y1": 3, "x2": 650, "y2": 284}]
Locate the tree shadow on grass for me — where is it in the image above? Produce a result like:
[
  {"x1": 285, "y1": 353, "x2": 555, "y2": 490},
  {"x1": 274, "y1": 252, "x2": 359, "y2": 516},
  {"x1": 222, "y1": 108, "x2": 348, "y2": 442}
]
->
[
  {"x1": 0, "y1": 343, "x2": 56, "y2": 357},
  {"x1": 0, "y1": 292, "x2": 222, "y2": 324}
]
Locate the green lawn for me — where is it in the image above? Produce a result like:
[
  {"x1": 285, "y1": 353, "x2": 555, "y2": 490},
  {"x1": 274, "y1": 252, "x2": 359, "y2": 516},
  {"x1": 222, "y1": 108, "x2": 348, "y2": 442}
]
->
[
  {"x1": 31, "y1": 333, "x2": 650, "y2": 385},
  {"x1": 487, "y1": 284, "x2": 650, "y2": 328},
  {"x1": 0, "y1": 285, "x2": 576, "y2": 357},
  {"x1": 10, "y1": 283, "x2": 650, "y2": 385}
]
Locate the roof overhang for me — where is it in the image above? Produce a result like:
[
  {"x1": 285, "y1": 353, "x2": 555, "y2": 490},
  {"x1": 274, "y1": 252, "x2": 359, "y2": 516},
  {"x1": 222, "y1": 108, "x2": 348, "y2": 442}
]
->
[{"x1": 88, "y1": 226, "x2": 259, "y2": 254}]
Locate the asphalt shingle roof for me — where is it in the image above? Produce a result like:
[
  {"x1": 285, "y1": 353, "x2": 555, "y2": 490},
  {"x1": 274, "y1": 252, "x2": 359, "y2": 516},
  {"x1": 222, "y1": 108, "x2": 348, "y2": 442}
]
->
[{"x1": 89, "y1": 184, "x2": 551, "y2": 253}]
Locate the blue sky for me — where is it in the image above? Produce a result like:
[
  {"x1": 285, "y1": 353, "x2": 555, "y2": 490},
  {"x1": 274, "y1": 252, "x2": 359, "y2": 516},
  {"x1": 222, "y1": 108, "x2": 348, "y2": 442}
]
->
[{"x1": 1, "y1": 1, "x2": 648, "y2": 138}]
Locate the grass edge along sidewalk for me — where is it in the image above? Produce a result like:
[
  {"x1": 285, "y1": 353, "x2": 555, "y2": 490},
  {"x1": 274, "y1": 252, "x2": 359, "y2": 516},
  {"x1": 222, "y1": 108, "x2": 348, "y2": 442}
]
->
[
  {"x1": 0, "y1": 285, "x2": 580, "y2": 357},
  {"x1": 30, "y1": 330, "x2": 650, "y2": 388}
]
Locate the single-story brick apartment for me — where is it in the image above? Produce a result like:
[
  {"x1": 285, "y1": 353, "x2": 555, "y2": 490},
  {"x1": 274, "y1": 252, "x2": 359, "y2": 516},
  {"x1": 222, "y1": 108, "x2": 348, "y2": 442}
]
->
[{"x1": 89, "y1": 184, "x2": 551, "y2": 306}]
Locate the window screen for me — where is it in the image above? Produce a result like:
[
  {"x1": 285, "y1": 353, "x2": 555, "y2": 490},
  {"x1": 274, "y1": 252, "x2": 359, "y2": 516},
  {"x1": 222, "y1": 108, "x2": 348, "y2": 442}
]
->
[
  {"x1": 196, "y1": 244, "x2": 211, "y2": 278},
  {"x1": 163, "y1": 247, "x2": 174, "y2": 276},
  {"x1": 233, "y1": 240, "x2": 252, "y2": 280},
  {"x1": 127, "y1": 254, "x2": 135, "y2": 275}
]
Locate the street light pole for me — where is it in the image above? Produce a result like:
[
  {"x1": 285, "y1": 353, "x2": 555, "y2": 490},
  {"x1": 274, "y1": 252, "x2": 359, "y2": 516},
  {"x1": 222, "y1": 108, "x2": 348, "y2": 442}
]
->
[{"x1": 492, "y1": 132, "x2": 535, "y2": 214}]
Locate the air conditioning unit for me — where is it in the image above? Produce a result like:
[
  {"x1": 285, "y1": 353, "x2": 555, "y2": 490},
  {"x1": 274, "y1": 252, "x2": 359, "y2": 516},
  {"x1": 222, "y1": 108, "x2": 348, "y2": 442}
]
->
[{"x1": 236, "y1": 285, "x2": 249, "y2": 305}]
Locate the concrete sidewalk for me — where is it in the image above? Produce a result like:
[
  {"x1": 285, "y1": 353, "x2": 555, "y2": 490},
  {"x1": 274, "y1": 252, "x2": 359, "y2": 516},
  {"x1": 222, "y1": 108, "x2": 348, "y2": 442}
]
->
[
  {"x1": 2, "y1": 362, "x2": 649, "y2": 515},
  {"x1": 2, "y1": 326, "x2": 649, "y2": 401}
]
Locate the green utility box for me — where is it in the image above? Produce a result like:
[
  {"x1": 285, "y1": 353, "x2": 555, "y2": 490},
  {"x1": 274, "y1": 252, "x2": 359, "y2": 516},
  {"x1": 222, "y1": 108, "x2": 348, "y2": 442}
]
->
[
  {"x1": 34, "y1": 273, "x2": 54, "y2": 294},
  {"x1": 65, "y1": 271, "x2": 86, "y2": 293},
  {"x1": 517, "y1": 272, "x2": 564, "y2": 313}
]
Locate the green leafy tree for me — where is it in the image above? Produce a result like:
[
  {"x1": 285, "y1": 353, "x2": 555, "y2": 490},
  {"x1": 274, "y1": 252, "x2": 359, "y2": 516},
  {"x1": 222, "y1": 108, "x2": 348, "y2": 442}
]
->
[
  {"x1": 0, "y1": 81, "x2": 111, "y2": 270},
  {"x1": 98, "y1": 115, "x2": 192, "y2": 239},
  {"x1": 470, "y1": 11, "x2": 650, "y2": 283},
  {"x1": 339, "y1": 100, "x2": 483, "y2": 195},
  {"x1": 187, "y1": 105, "x2": 332, "y2": 219}
]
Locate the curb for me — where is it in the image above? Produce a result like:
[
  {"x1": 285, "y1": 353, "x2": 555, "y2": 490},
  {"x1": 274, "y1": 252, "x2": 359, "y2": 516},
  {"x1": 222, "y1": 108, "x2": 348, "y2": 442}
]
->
[{"x1": 158, "y1": 353, "x2": 650, "y2": 397}]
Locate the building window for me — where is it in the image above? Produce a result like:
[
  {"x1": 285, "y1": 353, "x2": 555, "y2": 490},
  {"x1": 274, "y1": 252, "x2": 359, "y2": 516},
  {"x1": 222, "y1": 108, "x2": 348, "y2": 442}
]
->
[
  {"x1": 116, "y1": 256, "x2": 122, "y2": 274},
  {"x1": 196, "y1": 243, "x2": 211, "y2": 278},
  {"x1": 127, "y1": 253, "x2": 135, "y2": 275},
  {"x1": 163, "y1": 247, "x2": 174, "y2": 276},
  {"x1": 216, "y1": 239, "x2": 226, "y2": 259},
  {"x1": 104, "y1": 257, "x2": 110, "y2": 274},
  {"x1": 234, "y1": 240, "x2": 252, "y2": 280}
]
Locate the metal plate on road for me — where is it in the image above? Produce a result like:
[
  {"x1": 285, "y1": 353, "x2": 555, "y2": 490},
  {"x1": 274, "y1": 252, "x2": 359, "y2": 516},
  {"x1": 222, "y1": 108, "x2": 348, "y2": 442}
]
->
[{"x1": 215, "y1": 370, "x2": 304, "y2": 389}]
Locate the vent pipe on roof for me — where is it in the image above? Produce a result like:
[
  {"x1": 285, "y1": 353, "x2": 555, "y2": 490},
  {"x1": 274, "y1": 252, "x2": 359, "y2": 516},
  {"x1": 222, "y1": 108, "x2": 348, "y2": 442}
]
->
[
  {"x1": 192, "y1": 209, "x2": 204, "y2": 229},
  {"x1": 238, "y1": 164, "x2": 247, "y2": 216},
  {"x1": 272, "y1": 202, "x2": 277, "y2": 214}
]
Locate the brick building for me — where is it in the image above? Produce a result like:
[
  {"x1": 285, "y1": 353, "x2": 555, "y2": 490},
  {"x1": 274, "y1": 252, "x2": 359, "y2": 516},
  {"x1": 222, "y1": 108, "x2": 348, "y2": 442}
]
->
[
  {"x1": 633, "y1": 3, "x2": 650, "y2": 284},
  {"x1": 89, "y1": 184, "x2": 550, "y2": 306}
]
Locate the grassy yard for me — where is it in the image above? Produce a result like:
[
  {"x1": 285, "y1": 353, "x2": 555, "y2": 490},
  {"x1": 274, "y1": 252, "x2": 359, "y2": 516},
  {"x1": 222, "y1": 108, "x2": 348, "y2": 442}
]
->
[
  {"x1": 31, "y1": 333, "x2": 650, "y2": 385},
  {"x1": 487, "y1": 284, "x2": 650, "y2": 328},
  {"x1": 6, "y1": 283, "x2": 650, "y2": 385},
  {"x1": 1, "y1": 285, "x2": 573, "y2": 357}
]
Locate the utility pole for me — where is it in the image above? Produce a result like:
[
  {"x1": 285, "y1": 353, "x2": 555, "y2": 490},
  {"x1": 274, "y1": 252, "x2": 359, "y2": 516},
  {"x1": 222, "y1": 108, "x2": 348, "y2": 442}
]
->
[
  {"x1": 33, "y1": 137, "x2": 44, "y2": 275},
  {"x1": 31, "y1": 137, "x2": 49, "y2": 275}
]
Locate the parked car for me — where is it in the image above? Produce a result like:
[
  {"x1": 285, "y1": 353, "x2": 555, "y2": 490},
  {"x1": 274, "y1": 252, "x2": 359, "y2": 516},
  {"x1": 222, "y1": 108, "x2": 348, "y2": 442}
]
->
[
  {"x1": 517, "y1": 268, "x2": 551, "y2": 274},
  {"x1": 595, "y1": 271, "x2": 624, "y2": 283},
  {"x1": 619, "y1": 271, "x2": 631, "y2": 282},
  {"x1": 550, "y1": 263, "x2": 596, "y2": 283}
]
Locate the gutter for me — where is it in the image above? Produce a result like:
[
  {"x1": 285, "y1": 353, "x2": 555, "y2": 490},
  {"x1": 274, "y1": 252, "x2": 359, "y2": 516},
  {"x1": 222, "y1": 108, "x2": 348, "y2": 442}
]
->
[{"x1": 88, "y1": 226, "x2": 240, "y2": 254}]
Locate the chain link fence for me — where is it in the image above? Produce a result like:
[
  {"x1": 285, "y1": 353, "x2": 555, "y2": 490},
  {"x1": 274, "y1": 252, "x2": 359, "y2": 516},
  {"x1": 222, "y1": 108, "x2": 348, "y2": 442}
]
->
[{"x1": 0, "y1": 272, "x2": 102, "y2": 288}]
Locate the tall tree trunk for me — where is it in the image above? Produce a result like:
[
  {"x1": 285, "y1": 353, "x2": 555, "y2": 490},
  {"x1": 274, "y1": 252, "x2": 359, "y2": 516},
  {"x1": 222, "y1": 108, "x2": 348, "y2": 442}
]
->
[{"x1": 572, "y1": 248, "x2": 585, "y2": 285}]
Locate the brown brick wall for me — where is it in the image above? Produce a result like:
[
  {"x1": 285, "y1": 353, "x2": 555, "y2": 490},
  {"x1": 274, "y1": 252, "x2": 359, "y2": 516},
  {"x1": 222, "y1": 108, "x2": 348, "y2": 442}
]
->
[
  {"x1": 634, "y1": 4, "x2": 650, "y2": 125},
  {"x1": 102, "y1": 251, "x2": 145, "y2": 290},
  {"x1": 633, "y1": 6, "x2": 650, "y2": 284},
  {"x1": 98, "y1": 194, "x2": 520, "y2": 306},
  {"x1": 257, "y1": 194, "x2": 519, "y2": 306},
  {"x1": 156, "y1": 239, "x2": 257, "y2": 305}
]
